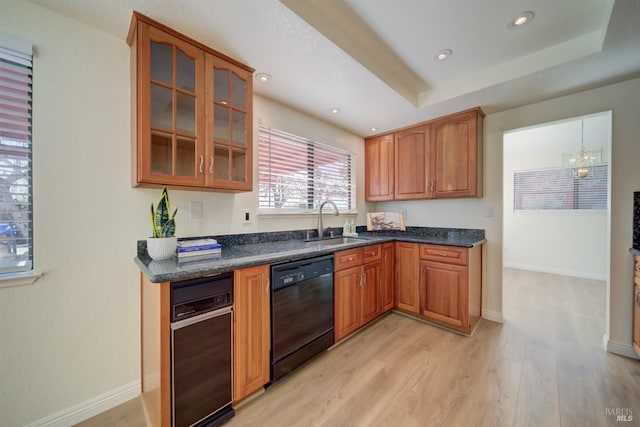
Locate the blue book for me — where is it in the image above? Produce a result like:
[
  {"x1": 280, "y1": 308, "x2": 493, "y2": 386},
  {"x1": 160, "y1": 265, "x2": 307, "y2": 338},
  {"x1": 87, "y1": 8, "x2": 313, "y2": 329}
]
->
[{"x1": 177, "y1": 243, "x2": 222, "y2": 253}]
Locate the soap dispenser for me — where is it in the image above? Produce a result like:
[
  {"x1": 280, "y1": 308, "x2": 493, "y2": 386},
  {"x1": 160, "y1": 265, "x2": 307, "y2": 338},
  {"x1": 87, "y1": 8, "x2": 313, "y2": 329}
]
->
[{"x1": 343, "y1": 220, "x2": 349, "y2": 235}]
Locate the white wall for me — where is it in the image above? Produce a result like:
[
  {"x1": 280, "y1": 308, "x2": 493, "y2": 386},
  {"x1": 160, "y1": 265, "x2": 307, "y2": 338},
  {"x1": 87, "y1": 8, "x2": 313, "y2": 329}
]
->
[
  {"x1": 502, "y1": 114, "x2": 610, "y2": 280},
  {"x1": 0, "y1": 3, "x2": 366, "y2": 426}
]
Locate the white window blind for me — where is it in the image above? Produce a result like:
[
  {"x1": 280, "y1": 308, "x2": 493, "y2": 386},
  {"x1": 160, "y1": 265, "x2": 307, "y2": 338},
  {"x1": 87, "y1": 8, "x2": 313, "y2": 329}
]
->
[
  {"x1": 514, "y1": 165, "x2": 608, "y2": 210},
  {"x1": 258, "y1": 125, "x2": 355, "y2": 213},
  {"x1": 0, "y1": 41, "x2": 33, "y2": 274}
]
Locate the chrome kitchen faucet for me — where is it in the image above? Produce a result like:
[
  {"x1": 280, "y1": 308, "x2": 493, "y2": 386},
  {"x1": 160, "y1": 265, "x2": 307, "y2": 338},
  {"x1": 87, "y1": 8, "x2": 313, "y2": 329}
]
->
[{"x1": 317, "y1": 200, "x2": 339, "y2": 239}]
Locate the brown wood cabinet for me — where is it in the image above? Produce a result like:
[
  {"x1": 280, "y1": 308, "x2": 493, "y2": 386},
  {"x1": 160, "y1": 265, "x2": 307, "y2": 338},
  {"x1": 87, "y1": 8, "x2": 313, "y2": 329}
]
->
[
  {"x1": 395, "y1": 242, "x2": 420, "y2": 313},
  {"x1": 365, "y1": 134, "x2": 394, "y2": 201},
  {"x1": 419, "y1": 260, "x2": 468, "y2": 328},
  {"x1": 634, "y1": 284, "x2": 640, "y2": 356},
  {"x1": 380, "y1": 242, "x2": 395, "y2": 312},
  {"x1": 633, "y1": 256, "x2": 640, "y2": 356},
  {"x1": 233, "y1": 265, "x2": 270, "y2": 402},
  {"x1": 364, "y1": 108, "x2": 483, "y2": 201},
  {"x1": 394, "y1": 124, "x2": 431, "y2": 200},
  {"x1": 140, "y1": 274, "x2": 171, "y2": 427},
  {"x1": 431, "y1": 108, "x2": 483, "y2": 198},
  {"x1": 128, "y1": 12, "x2": 253, "y2": 192},
  {"x1": 334, "y1": 244, "x2": 388, "y2": 342},
  {"x1": 418, "y1": 244, "x2": 482, "y2": 334}
]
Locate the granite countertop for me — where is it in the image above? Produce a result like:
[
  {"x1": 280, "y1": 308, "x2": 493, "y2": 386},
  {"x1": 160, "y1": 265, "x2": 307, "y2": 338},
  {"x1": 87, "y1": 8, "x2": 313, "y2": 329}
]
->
[{"x1": 135, "y1": 227, "x2": 486, "y2": 283}]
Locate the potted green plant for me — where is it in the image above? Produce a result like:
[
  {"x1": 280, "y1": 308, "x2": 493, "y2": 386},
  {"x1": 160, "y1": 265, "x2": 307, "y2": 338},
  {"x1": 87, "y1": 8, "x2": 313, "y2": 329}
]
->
[{"x1": 146, "y1": 186, "x2": 178, "y2": 260}]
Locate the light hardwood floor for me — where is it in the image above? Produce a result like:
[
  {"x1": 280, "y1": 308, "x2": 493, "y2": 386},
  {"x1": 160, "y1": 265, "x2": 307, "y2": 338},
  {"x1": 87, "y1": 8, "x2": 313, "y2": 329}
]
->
[{"x1": 78, "y1": 269, "x2": 640, "y2": 427}]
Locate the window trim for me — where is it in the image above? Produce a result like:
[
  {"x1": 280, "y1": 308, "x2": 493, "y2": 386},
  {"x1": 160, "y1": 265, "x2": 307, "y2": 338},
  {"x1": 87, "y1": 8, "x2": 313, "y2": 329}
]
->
[{"x1": 0, "y1": 32, "x2": 36, "y2": 284}]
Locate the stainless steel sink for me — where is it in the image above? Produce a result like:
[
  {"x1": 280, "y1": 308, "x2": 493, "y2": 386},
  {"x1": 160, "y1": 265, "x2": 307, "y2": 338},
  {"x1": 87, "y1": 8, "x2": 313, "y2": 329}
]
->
[{"x1": 306, "y1": 237, "x2": 366, "y2": 246}]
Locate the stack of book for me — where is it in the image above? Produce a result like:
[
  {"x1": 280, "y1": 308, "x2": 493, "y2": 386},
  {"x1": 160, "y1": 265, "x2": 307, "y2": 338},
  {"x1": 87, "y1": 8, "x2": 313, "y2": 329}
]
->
[{"x1": 177, "y1": 239, "x2": 222, "y2": 262}]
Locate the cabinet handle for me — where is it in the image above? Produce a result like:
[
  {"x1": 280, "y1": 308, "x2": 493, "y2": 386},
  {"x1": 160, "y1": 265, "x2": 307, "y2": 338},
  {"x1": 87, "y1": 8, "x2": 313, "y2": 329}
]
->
[
  {"x1": 199, "y1": 155, "x2": 204, "y2": 173},
  {"x1": 438, "y1": 252, "x2": 448, "y2": 257},
  {"x1": 266, "y1": 279, "x2": 270, "y2": 296},
  {"x1": 637, "y1": 291, "x2": 640, "y2": 308},
  {"x1": 360, "y1": 273, "x2": 365, "y2": 287},
  {"x1": 209, "y1": 157, "x2": 214, "y2": 174},
  {"x1": 384, "y1": 252, "x2": 387, "y2": 261}
]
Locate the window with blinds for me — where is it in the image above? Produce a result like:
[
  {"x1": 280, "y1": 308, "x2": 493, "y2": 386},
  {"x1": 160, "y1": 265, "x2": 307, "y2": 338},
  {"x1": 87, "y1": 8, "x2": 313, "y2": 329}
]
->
[
  {"x1": 514, "y1": 165, "x2": 608, "y2": 211},
  {"x1": 258, "y1": 125, "x2": 355, "y2": 213},
  {"x1": 0, "y1": 40, "x2": 33, "y2": 274}
]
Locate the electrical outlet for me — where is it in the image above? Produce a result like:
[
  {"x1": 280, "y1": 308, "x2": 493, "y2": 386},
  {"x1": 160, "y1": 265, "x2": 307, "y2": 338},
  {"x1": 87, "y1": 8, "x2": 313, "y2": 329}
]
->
[
  {"x1": 242, "y1": 209, "x2": 251, "y2": 224},
  {"x1": 485, "y1": 207, "x2": 494, "y2": 217}
]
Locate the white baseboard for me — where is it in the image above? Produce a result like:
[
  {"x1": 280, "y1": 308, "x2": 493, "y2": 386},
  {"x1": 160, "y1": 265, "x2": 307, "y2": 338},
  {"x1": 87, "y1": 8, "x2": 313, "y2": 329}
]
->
[
  {"x1": 25, "y1": 380, "x2": 141, "y2": 427},
  {"x1": 602, "y1": 334, "x2": 640, "y2": 360},
  {"x1": 503, "y1": 263, "x2": 607, "y2": 281},
  {"x1": 482, "y1": 309, "x2": 505, "y2": 323}
]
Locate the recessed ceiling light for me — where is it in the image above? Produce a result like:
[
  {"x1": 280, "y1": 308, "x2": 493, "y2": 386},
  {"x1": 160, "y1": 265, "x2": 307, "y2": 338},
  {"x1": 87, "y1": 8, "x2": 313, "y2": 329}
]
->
[
  {"x1": 370, "y1": 127, "x2": 379, "y2": 132},
  {"x1": 330, "y1": 108, "x2": 341, "y2": 114},
  {"x1": 255, "y1": 73, "x2": 271, "y2": 82},
  {"x1": 508, "y1": 11, "x2": 534, "y2": 29},
  {"x1": 434, "y1": 49, "x2": 452, "y2": 61}
]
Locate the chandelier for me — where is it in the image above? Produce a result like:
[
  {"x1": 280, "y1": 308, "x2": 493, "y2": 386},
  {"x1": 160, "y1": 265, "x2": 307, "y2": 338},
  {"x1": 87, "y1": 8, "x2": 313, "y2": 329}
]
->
[{"x1": 563, "y1": 120, "x2": 602, "y2": 179}]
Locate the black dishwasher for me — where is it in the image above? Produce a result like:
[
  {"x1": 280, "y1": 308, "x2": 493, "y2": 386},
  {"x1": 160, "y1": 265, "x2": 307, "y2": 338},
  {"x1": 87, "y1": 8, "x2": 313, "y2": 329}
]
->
[
  {"x1": 170, "y1": 273, "x2": 234, "y2": 427},
  {"x1": 271, "y1": 255, "x2": 334, "y2": 382}
]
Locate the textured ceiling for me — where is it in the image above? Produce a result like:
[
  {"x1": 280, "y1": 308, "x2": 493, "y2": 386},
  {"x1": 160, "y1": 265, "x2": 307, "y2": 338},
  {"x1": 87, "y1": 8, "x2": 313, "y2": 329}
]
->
[{"x1": 27, "y1": 0, "x2": 640, "y2": 136}]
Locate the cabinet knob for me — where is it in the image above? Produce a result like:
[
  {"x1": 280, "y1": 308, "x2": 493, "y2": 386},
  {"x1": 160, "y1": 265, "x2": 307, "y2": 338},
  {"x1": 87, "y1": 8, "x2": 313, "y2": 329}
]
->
[{"x1": 348, "y1": 257, "x2": 353, "y2": 261}]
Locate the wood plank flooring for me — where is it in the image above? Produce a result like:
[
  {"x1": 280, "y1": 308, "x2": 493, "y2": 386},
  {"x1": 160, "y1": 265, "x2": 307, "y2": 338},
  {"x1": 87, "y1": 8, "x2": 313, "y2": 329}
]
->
[{"x1": 77, "y1": 269, "x2": 640, "y2": 427}]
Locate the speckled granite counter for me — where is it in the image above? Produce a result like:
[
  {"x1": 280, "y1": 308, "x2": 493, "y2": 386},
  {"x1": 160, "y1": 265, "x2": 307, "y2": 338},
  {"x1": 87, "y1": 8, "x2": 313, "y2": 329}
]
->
[{"x1": 135, "y1": 226, "x2": 485, "y2": 283}]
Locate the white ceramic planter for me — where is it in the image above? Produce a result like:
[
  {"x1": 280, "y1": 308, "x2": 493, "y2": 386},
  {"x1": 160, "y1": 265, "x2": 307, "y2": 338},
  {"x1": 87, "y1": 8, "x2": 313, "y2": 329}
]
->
[{"x1": 146, "y1": 236, "x2": 177, "y2": 260}]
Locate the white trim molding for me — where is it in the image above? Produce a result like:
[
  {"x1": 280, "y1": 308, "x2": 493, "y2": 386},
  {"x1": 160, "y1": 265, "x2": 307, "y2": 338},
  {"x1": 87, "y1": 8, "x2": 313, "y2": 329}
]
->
[
  {"x1": 602, "y1": 334, "x2": 640, "y2": 360},
  {"x1": 482, "y1": 309, "x2": 505, "y2": 323},
  {"x1": 24, "y1": 380, "x2": 140, "y2": 427},
  {"x1": 503, "y1": 263, "x2": 607, "y2": 281}
]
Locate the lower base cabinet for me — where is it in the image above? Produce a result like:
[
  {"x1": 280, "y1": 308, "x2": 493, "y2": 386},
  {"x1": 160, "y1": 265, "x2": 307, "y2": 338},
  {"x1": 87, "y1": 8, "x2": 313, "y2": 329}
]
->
[
  {"x1": 418, "y1": 244, "x2": 482, "y2": 333},
  {"x1": 335, "y1": 244, "x2": 393, "y2": 342},
  {"x1": 420, "y1": 260, "x2": 468, "y2": 328},
  {"x1": 395, "y1": 242, "x2": 420, "y2": 313},
  {"x1": 233, "y1": 264, "x2": 270, "y2": 402},
  {"x1": 633, "y1": 256, "x2": 640, "y2": 356}
]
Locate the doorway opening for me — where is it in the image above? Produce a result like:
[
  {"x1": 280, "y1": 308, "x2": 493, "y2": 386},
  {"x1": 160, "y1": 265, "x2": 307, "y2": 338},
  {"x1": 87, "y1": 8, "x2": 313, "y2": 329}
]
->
[{"x1": 502, "y1": 111, "x2": 611, "y2": 350}]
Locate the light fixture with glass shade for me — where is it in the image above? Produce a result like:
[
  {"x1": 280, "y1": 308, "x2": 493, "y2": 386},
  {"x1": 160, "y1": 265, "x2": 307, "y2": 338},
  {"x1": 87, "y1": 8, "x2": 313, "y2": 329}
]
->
[{"x1": 562, "y1": 119, "x2": 603, "y2": 179}]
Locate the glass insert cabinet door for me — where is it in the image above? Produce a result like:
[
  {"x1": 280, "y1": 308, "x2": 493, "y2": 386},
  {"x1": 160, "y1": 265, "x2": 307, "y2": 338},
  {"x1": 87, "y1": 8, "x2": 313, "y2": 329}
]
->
[
  {"x1": 139, "y1": 23, "x2": 205, "y2": 186},
  {"x1": 205, "y1": 54, "x2": 252, "y2": 190}
]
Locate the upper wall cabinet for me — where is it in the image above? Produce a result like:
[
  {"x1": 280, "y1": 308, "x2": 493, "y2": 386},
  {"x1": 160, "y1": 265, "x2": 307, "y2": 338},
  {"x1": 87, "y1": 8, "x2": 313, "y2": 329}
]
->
[
  {"x1": 395, "y1": 124, "x2": 431, "y2": 200},
  {"x1": 128, "y1": 12, "x2": 254, "y2": 192},
  {"x1": 364, "y1": 133, "x2": 394, "y2": 201},
  {"x1": 364, "y1": 107, "x2": 483, "y2": 201},
  {"x1": 431, "y1": 108, "x2": 483, "y2": 198}
]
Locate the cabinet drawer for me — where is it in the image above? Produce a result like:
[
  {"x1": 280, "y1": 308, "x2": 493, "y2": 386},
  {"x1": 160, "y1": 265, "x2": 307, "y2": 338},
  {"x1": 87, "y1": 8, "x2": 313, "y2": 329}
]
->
[
  {"x1": 420, "y1": 244, "x2": 468, "y2": 265},
  {"x1": 334, "y1": 248, "x2": 363, "y2": 271},
  {"x1": 363, "y1": 244, "x2": 381, "y2": 264}
]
